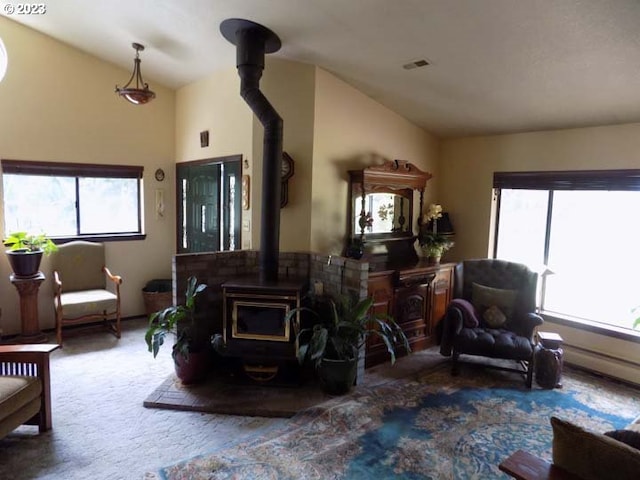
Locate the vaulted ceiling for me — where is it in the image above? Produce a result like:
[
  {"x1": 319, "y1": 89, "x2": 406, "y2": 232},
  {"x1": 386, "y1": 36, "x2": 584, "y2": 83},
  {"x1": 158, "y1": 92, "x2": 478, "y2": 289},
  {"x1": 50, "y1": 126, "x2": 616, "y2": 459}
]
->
[{"x1": 4, "y1": 0, "x2": 640, "y2": 137}]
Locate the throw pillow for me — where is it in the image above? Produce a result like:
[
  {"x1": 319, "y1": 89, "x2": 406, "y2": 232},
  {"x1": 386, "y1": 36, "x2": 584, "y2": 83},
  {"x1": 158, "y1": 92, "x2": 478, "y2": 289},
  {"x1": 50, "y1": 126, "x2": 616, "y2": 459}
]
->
[
  {"x1": 471, "y1": 283, "x2": 518, "y2": 320},
  {"x1": 551, "y1": 416, "x2": 640, "y2": 480},
  {"x1": 483, "y1": 305, "x2": 507, "y2": 328},
  {"x1": 605, "y1": 429, "x2": 640, "y2": 450}
]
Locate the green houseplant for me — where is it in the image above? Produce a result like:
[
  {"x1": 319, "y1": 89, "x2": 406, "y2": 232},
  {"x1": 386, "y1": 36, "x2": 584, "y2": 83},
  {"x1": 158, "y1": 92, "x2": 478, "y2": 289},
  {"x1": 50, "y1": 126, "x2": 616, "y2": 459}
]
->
[
  {"x1": 286, "y1": 293, "x2": 410, "y2": 394},
  {"x1": 3, "y1": 231, "x2": 58, "y2": 278},
  {"x1": 145, "y1": 276, "x2": 209, "y2": 384}
]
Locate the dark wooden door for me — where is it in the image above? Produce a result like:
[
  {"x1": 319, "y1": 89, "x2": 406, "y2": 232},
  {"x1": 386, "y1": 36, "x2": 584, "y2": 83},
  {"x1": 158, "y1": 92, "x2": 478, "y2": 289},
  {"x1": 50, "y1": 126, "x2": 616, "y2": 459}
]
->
[{"x1": 177, "y1": 156, "x2": 242, "y2": 254}]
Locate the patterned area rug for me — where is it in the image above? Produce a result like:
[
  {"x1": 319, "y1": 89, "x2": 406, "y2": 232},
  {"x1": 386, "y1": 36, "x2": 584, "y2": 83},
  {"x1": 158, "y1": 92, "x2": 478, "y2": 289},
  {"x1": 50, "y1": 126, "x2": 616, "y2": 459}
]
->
[{"x1": 148, "y1": 363, "x2": 640, "y2": 480}]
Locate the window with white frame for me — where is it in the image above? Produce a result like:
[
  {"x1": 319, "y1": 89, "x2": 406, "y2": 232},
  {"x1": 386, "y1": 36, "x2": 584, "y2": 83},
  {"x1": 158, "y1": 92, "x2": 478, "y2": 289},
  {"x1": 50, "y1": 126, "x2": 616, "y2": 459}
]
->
[
  {"x1": 493, "y1": 170, "x2": 640, "y2": 333},
  {"x1": 2, "y1": 160, "x2": 144, "y2": 240}
]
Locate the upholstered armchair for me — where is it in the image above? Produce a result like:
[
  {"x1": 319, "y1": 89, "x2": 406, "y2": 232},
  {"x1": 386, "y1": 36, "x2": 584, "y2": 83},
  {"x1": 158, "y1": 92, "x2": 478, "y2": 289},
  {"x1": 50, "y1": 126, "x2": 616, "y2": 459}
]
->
[
  {"x1": 51, "y1": 240, "x2": 122, "y2": 346},
  {"x1": 440, "y1": 259, "x2": 543, "y2": 387}
]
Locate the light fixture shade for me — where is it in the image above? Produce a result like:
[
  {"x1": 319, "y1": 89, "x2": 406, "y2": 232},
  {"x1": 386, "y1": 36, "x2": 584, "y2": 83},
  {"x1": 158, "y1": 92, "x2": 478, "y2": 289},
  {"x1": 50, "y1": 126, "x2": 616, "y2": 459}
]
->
[
  {"x1": 425, "y1": 212, "x2": 455, "y2": 235},
  {"x1": 115, "y1": 43, "x2": 155, "y2": 105},
  {"x1": 117, "y1": 88, "x2": 155, "y2": 105},
  {"x1": 0, "y1": 37, "x2": 7, "y2": 83}
]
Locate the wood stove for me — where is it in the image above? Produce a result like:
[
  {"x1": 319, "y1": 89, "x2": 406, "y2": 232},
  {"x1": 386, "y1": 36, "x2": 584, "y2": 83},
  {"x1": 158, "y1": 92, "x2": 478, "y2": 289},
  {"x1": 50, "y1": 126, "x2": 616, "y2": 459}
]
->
[{"x1": 221, "y1": 278, "x2": 306, "y2": 381}]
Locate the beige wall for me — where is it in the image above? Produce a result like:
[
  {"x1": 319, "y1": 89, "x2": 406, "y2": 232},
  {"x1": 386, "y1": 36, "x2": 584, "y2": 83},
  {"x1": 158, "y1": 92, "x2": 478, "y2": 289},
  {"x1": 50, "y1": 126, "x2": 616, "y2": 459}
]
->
[
  {"x1": 439, "y1": 123, "x2": 640, "y2": 384},
  {"x1": 175, "y1": 68, "x2": 254, "y2": 248},
  {"x1": 0, "y1": 17, "x2": 176, "y2": 335},
  {"x1": 312, "y1": 67, "x2": 440, "y2": 254},
  {"x1": 259, "y1": 58, "x2": 316, "y2": 252},
  {"x1": 175, "y1": 58, "x2": 316, "y2": 252},
  {"x1": 175, "y1": 62, "x2": 438, "y2": 257}
]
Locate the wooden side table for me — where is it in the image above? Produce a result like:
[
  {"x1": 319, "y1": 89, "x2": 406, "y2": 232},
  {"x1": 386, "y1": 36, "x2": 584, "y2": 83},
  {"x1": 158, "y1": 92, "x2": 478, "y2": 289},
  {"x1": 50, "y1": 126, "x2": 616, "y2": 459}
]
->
[{"x1": 10, "y1": 272, "x2": 48, "y2": 343}]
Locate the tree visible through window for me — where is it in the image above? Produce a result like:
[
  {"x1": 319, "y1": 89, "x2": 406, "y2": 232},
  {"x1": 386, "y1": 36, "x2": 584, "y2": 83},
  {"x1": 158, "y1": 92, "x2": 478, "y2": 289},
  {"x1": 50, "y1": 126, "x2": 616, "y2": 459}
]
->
[{"x1": 2, "y1": 160, "x2": 143, "y2": 240}]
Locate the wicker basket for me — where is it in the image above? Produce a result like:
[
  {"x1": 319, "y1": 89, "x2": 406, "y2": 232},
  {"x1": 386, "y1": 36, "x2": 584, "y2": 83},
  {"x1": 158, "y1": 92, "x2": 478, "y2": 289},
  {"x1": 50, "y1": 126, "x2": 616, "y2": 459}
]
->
[
  {"x1": 142, "y1": 279, "x2": 173, "y2": 317},
  {"x1": 143, "y1": 291, "x2": 173, "y2": 317}
]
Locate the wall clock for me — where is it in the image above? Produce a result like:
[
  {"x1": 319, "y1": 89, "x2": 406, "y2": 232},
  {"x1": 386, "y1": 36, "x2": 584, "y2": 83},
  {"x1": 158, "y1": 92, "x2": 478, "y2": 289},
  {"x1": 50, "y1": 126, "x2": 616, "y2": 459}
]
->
[
  {"x1": 155, "y1": 168, "x2": 165, "y2": 182},
  {"x1": 281, "y1": 152, "x2": 294, "y2": 208}
]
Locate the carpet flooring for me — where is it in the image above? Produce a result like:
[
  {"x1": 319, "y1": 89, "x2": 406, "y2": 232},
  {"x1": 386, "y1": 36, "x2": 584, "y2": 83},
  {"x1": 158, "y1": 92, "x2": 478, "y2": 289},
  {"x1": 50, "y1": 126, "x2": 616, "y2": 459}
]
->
[
  {"x1": 0, "y1": 317, "x2": 444, "y2": 479},
  {"x1": 0, "y1": 319, "x2": 286, "y2": 480},
  {"x1": 149, "y1": 362, "x2": 640, "y2": 480}
]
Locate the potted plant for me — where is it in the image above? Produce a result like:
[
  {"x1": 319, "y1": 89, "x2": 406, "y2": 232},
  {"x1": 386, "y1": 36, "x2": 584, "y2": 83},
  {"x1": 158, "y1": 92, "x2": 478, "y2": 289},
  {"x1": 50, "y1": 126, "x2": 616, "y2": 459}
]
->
[
  {"x1": 3, "y1": 231, "x2": 58, "y2": 278},
  {"x1": 145, "y1": 276, "x2": 210, "y2": 385},
  {"x1": 286, "y1": 293, "x2": 410, "y2": 395},
  {"x1": 419, "y1": 203, "x2": 454, "y2": 264}
]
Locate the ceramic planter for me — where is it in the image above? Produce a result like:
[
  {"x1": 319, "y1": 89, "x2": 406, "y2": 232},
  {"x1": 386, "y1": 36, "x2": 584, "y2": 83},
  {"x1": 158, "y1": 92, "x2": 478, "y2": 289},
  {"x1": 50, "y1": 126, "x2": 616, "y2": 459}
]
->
[
  {"x1": 318, "y1": 356, "x2": 358, "y2": 395},
  {"x1": 6, "y1": 249, "x2": 43, "y2": 278},
  {"x1": 173, "y1": 349, "x2": 210, "y2": 385}
]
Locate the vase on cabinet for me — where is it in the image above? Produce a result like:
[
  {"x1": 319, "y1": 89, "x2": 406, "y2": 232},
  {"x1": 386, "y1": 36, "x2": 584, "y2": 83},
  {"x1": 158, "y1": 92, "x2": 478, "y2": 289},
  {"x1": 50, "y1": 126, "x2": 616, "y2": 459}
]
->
[{"x1": 427, "y1": 255, "x2": 441, "y2": 266}]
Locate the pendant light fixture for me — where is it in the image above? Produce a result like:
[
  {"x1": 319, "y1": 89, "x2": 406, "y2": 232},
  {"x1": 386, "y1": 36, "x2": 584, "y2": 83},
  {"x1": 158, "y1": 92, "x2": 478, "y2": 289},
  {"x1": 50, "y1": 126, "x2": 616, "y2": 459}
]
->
[{"x1": 115, "y1": 43, "x2": 155, "y2": 105}]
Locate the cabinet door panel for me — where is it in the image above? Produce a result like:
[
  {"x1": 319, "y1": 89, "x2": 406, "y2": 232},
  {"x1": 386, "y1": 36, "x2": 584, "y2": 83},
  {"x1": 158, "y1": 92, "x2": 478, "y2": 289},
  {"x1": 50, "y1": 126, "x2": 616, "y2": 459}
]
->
[{"x1": 430, "y1": 266, "x2": 454, "y2": 339}]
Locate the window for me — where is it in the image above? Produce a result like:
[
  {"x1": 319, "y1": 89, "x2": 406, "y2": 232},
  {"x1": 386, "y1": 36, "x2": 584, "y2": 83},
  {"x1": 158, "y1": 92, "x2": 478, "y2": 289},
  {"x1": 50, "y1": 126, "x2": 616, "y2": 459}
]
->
[
  {"x1": 494, "y1": 170, "x2": 640, "y2": 334},
  {"x1": 2, "y1": 159, "x2": 144, "y2": 240}
]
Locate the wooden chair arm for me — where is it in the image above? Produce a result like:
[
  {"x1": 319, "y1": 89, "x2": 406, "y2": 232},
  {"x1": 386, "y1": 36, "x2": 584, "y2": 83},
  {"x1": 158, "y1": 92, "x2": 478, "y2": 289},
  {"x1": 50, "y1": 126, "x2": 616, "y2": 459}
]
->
[
  {"x1": 103, "y1": 267, "x2": 122, "y2": 285},
  {"x1": 53, "y1": 270, "x2": 62, "y2": 293},
  {"x1": 499, "y1": 450, "x2": 582, "y2": 480},
  {"x1": 0, "y1": 344, "x2": 59, "y2": 357}
]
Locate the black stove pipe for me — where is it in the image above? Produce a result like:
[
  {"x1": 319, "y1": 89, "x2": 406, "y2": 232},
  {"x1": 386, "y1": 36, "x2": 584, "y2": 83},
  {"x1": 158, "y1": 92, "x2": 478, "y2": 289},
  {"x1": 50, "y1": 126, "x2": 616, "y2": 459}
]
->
[{"x1": 221, "y1": 19, "x2": 282, "y2": 283}]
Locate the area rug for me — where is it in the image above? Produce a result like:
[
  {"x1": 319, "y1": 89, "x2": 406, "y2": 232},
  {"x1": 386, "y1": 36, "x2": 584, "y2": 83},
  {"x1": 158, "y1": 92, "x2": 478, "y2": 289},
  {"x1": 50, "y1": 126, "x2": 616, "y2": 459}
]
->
[{"x1": 148, "y1": 364, "x2": 640, "y2": 479}]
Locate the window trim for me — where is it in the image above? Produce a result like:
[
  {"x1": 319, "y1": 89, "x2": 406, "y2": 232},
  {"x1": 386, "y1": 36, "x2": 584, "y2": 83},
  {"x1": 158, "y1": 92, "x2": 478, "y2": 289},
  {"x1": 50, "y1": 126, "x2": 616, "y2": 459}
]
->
[
  {"x1": 543, "y1": 311, "x2": 640, "y2": 344},
  {"x1": 494, "y1": 169, "x2": 640, "y2": 190},
  {"x1": 1, "y1": 159, "x2": 145, "y2": 242},
  {"x1": 2, "y1": 159, "x2": 143, "y2": 179}
]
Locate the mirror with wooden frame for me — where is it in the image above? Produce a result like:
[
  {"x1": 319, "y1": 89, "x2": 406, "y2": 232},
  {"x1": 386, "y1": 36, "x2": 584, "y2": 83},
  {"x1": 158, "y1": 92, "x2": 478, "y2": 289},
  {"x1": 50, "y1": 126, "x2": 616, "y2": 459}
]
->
[{"x1": 347, "y1": 159, "x2": 432, "y2": 262}]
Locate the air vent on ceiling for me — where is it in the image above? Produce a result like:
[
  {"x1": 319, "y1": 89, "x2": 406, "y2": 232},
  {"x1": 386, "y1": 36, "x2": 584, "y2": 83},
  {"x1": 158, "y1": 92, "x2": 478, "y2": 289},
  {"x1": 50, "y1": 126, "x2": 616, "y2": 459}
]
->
[{"x1": 403, "y1": 59, "x2": 430, "y2": 70}]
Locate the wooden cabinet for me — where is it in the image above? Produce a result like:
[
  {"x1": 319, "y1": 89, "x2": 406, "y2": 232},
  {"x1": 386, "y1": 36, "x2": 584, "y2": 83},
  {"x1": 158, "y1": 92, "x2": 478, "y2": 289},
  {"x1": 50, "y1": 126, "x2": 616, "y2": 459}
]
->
[
  {"x1": 429, "y1": 263, "x2": 454, "y2": 339},
  {"x1": 365, "y1": 271, "x2": 395, "y2": 368},
  {"x1": 365, "y1": 262, "x2": 454, "y2": 368}
]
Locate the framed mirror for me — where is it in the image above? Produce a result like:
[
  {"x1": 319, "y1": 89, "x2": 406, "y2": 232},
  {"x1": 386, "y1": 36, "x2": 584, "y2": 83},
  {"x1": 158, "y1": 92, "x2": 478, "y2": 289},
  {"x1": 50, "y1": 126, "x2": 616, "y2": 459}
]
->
[
  {"x1": 352, "y1": 192, "x2": 413, "y2": 235},
  {"x1": 347, "y1": 160, "x2": 432, "y2": 261}
]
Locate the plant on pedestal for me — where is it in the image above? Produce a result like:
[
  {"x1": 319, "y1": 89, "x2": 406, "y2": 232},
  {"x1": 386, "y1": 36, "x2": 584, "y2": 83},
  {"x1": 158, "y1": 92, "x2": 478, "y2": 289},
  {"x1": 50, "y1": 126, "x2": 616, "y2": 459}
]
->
[{"x1": 3, "y1": 231, "x2": 58, "y2": 278}]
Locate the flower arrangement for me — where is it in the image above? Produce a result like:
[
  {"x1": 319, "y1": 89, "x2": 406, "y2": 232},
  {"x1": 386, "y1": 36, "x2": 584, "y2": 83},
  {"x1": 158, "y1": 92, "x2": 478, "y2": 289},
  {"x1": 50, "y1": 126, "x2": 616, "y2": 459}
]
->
[{"x1": 419, "y1": 203, "x2": 454, "y2": 260}]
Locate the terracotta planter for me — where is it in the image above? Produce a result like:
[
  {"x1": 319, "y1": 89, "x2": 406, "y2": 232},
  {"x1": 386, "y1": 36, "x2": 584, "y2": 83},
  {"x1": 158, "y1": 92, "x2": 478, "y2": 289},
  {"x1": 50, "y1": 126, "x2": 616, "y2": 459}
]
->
[
  {"x1": 173, "y1": 350, "x2": 210, "y2": 385},
  {"x1": 318, "y1": 356, "x2": 358, "y2": 395},
  {"x1": 6, "y1": 249, "x2": 43, "y2": 278}
]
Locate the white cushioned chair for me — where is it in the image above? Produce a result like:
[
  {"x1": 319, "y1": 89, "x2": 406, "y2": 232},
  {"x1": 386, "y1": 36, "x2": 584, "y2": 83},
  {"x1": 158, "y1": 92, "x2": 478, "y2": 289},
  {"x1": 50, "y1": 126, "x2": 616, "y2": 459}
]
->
[{"x1": 51, "y1": 240, "x2": 122, "y2": 346}]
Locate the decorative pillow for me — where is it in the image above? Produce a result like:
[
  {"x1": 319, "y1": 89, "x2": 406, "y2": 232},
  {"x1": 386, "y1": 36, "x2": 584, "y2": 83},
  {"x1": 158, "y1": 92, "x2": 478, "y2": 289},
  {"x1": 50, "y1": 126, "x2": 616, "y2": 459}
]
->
[
  {"x1": 471, "y1": 283, "x2": 518, "y2": 321},
  {"x1": 551, "y1": 416, "x2": 640, "y2": 480},
  {"x1": 482, "y1": 305, "x2": 507, "y2": 328},
  {"x1": 605, "y1": 429, "x2": 640, "y2": 450}
]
